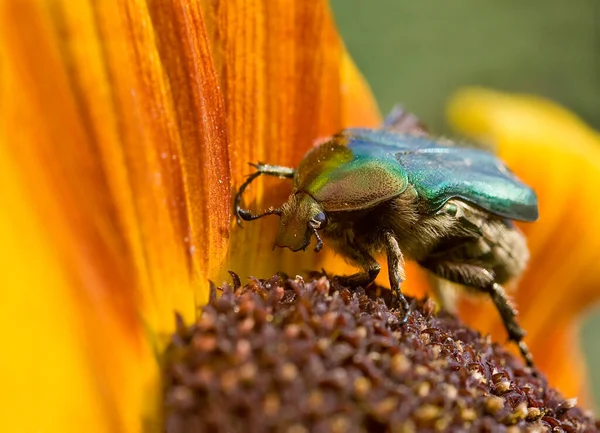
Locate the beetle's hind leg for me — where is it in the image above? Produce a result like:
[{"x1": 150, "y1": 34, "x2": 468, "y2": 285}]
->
[
  {"x1": 234, "y1": 163, "x2": 295, "y2": 225},
  {"x1": 419, "y1": 260, "x2": 535, "y2": 368},
  {"x1": 383, "y1": 105, "x2": 428, "y2": 136},
  {"x1": 487, "y1": 283, "x2": 534, "y2": 368},
  {"x1": 384, "y1": 232, "x2": 410, "y2": 324}
]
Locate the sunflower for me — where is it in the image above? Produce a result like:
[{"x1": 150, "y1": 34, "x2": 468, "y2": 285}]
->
[{"x1": 1, "y1": 1, "x2": 598, "y2": 431}]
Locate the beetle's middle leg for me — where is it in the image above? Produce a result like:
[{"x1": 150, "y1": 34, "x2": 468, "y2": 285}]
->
[
  {"x1": 419, "y1": 259, "x2": 534, "y2": 368},
  {"x1": 333, "y1": 240, "x2": 381, "y2": 288},
  {"x1": 384, "y1": 231, "x2": 410, "y2": 323}
]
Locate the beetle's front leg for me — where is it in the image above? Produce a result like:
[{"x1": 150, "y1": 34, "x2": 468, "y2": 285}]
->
[
  {"x1": 333, "y1": 241, "x2": 381, "y2": 288},
  {"x1": 384, "y1": 231, "x2": 410, "y2": 323},
  {"x1": 234, "y1": 163, "x2": 295, "y2": 225}
]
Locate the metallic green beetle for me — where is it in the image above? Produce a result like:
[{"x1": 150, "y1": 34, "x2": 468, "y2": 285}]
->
[{"x1": 234, "y1": 108, "x2": 538, "y2": 367}]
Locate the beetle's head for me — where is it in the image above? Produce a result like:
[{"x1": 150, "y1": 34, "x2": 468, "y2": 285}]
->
[{"x1": 275, "y1": 193, "x2": 327, "y2": 252}]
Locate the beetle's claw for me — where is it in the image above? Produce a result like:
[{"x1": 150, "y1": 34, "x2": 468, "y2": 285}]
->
[
  {"x1": 398, "y1": 308, "x2": 410, "y2": 325},
  {"x1": 394, "y1": 292, "x2": 411, "y2": 324},
  {"x1": 314, "y1": 241, "x2": 323, "y2": 253},
  {"x1": 312, "y1": 228, "x2": 324, "y2": 252},
  {"x1": 518, "y1": 341, "x2": 536, "y2": 369},
  {"x1": 234, "y1": 206, "x2": 246, "y2": 226},
  {"x1": 237, "y1": 209, "x2": 253, "y2": 221},
  {"x1": 249, "y1": 161, "x2": 265, "y2": 171}
]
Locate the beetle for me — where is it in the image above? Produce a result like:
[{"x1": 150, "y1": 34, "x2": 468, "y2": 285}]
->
[{"x1": 234, "y1": 107, "x2": 538, "y2": 367}]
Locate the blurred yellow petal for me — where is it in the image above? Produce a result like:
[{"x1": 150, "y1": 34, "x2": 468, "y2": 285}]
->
[
  {"x1": 448, "y1": 88, "x2": 600, "y2": 400},
  {"x1": 0, "y1": 0, "x2": 381, "y2": 431}
]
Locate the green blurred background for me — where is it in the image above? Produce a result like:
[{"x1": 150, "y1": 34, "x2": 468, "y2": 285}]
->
[{"x1": 331, "y1": 0, "x2": 600, "y2": 410}]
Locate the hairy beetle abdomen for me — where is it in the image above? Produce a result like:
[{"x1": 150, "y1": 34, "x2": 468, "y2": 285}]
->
[
  {"x1": 332, "y1": 194, "x2": 530, "y2": 285},
  {"x1": 411, "y1": 198, "x2": 530, "y2": 285}
]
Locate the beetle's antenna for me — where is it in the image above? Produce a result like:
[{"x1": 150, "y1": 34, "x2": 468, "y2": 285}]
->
[
  {"x1": 234, "y1": 162, "x2": 294, "y2": 226},
  {"x1": 312, "y1": 228, "x2": 323, "y2": 252}
]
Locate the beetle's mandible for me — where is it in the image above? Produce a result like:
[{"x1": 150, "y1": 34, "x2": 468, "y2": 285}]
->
[{"x1": 234, "y1": 107, "x2": 539, "y2": 368}]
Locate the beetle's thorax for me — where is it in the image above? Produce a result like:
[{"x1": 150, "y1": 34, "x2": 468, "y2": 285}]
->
[{"x1": 275, "y1": 192, "x2": 324, "y2": 252}]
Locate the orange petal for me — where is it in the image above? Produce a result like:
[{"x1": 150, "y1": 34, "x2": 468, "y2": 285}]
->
[
  {"x1": 448, "y1": 88, "x2": 600, "y2": 400},
  {"x1": 1, "y1": 0, "x2": 229, "y2": 429},
  {"x1": 202, "y1": 1, "x2": 381, "y2": 279}
]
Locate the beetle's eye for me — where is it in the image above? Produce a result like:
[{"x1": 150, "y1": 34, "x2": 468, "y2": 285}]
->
[{"x1": 311, "y1": 211, "x2": 328, "y2": 229}]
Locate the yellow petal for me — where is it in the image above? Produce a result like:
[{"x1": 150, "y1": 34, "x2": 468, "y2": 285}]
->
[
  {"x1": 1, "y1": 0, "x2": 229, "y2": 429},
  {"x1": 448, "y1": 88, "x2": 600, "y2": 399}
]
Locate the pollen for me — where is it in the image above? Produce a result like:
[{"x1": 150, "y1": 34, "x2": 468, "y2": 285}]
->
[{"x1": 163, "y1": 274, "x2": 598, "y2": 432}]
